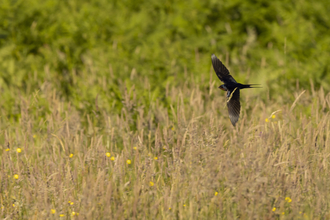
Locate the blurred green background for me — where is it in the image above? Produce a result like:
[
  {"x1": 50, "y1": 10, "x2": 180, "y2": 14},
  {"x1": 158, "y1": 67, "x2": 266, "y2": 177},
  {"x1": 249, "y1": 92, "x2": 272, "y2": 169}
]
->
[{"x1": 1, "y1": 0, "x2": 329, "y2": 122}]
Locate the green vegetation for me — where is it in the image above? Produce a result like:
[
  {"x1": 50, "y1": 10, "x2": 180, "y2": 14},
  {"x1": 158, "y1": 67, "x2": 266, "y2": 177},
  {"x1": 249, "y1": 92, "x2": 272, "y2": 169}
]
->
[{"x1": 1, "y1": 0, "x2": 330, "y2": 218}]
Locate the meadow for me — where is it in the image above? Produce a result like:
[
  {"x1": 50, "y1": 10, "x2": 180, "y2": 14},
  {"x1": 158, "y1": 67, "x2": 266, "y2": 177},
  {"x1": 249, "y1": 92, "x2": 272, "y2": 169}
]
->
[{"x1": 1, "y1": 0, "x2": 330, "y2": 219}]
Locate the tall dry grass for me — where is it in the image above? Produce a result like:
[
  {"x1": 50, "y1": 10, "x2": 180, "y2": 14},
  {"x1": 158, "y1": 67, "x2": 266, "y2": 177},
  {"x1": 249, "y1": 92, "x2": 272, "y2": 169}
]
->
[{"x1": 1, "y1": 78, "x2": 330, "y2": 219}]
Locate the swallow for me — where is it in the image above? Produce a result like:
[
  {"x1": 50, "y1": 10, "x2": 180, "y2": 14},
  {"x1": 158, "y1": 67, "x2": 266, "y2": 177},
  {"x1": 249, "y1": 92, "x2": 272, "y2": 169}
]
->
[{"x1": 211, "y1": 54, "x2": 259, "y2": 126}]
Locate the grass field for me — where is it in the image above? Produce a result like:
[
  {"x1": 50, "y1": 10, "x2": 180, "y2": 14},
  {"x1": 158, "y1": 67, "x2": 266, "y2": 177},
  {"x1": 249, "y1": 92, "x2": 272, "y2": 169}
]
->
[
  {"x1": 2, "y1": 82, "x2": 330, "y2": 219},
  {"x1": 1, "y1": 0, "x2": 330, "y2": 219}
]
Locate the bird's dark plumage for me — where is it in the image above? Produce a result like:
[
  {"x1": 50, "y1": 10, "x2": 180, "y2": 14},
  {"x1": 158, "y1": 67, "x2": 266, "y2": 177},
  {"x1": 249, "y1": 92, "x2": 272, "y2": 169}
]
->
[
  {"x1": 211, "y1": 54, "x2": 259, "y2": 126},
  {"x1": 211, "y1": 54, "x2": 237, "y2": 84},
  {"x1": 226, "y1": 88, "x2": 240, "y2": 126}
]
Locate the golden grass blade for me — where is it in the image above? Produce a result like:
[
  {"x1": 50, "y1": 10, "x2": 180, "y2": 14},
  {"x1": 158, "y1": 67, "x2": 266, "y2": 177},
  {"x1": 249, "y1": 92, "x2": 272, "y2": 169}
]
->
[
  {"x1": 51, "y1": 134, "x2": 66, "y2": 152},
  {"x1": 227, "y1": 87, "x2": 238, "y2": 103},
  {"x1": 290, "y1": 90, "x2": 306, "y2": 111}
]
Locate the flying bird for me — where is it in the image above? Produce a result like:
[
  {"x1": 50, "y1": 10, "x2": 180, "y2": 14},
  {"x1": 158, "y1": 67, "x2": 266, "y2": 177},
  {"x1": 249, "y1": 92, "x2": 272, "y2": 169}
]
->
[{"x1": 211, "y1": 54, "x2": 259, "y2": 126}]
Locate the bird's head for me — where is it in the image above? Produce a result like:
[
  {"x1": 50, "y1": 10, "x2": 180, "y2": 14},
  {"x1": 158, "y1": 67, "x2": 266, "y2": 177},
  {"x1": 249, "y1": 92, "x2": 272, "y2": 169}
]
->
[{"x1": 219, "y1": 85, "x2": 227, "y2": 91}]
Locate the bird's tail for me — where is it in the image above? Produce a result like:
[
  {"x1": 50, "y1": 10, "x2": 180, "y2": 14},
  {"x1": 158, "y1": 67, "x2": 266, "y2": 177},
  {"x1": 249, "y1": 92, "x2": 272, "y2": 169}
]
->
[{"x1": 240, "y1": 84, "x2": 262, "y2": 89}]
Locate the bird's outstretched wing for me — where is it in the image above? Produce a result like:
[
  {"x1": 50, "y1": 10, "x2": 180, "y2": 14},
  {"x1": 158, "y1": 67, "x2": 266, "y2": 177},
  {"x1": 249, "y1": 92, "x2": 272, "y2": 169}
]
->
[
  {"x1": 211, "y1": 54, "x2": 237, "y2": 83},
  {"x1": 227, "y1": 88, "x2": 240, "y2": 126}
]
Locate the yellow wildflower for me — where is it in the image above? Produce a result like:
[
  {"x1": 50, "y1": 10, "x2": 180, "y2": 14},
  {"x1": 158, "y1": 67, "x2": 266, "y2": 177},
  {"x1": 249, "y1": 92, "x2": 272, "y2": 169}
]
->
[
  {"x1": 149, "y1": 181, "x2": 154, "y2": 186},
  {"x1": 272, "y1": 115, "x2": 276, "y2": 119},
  {"x1": 16, "y1": 148, "x2": 22, "y2": 153},
  {"x1": 285, "y1": 197, "x2": 292, "y2": 203},
  {"x1": 51, "y1": 209, "x2": 56, "y2": 214},
  {"x1": 154, "y1": 157, "x2": 158, "y2": 160},
  {"x1": 169, "y1": 207, "x2": 171, "y2": 210},
  {"x1": 133, "y1": 146, "x2": 137, "y2": 150},
  {"x1": 5, "y1": 148, "x2": 10, "y2": 151},
  {"x1": 272, "y1": 207, "x2": 276, "y2": 211},
  {"x1": 265, "y1": 118, "x2": 269, "y2": 122},
  {"x1": 59, "y1": 214, "x2": 65, "y2": 217},
  {"x1": 33, "y1": 134, "x2": 37, "y2": 139},
  {"x1": 13, "y1": 174, "x2": 19, "y2": 180},
  {"x1": 110, "y1": 156, "x2": 115, "y2": 161},
  {"x1": 215, "y1": 192, "x2": 218, "y2": 196},
  {"x1": 106, "y1": 152, "x2": 111, "y2": 157},
  {"x1": 72, "y1": 211, "x2": 76, "y2": 216},
  {"x1": 126, "y1": 159, "x2": 132, "y2": 165},
  {"x1": 69, "y1": 154, "x2": 73, "y2": 158}
]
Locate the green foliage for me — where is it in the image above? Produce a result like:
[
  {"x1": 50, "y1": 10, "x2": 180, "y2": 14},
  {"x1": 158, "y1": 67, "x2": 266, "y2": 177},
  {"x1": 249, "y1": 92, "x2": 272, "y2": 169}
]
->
[{"x1": 1, "y1": 0, "x2": 330, "y2": 120}]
